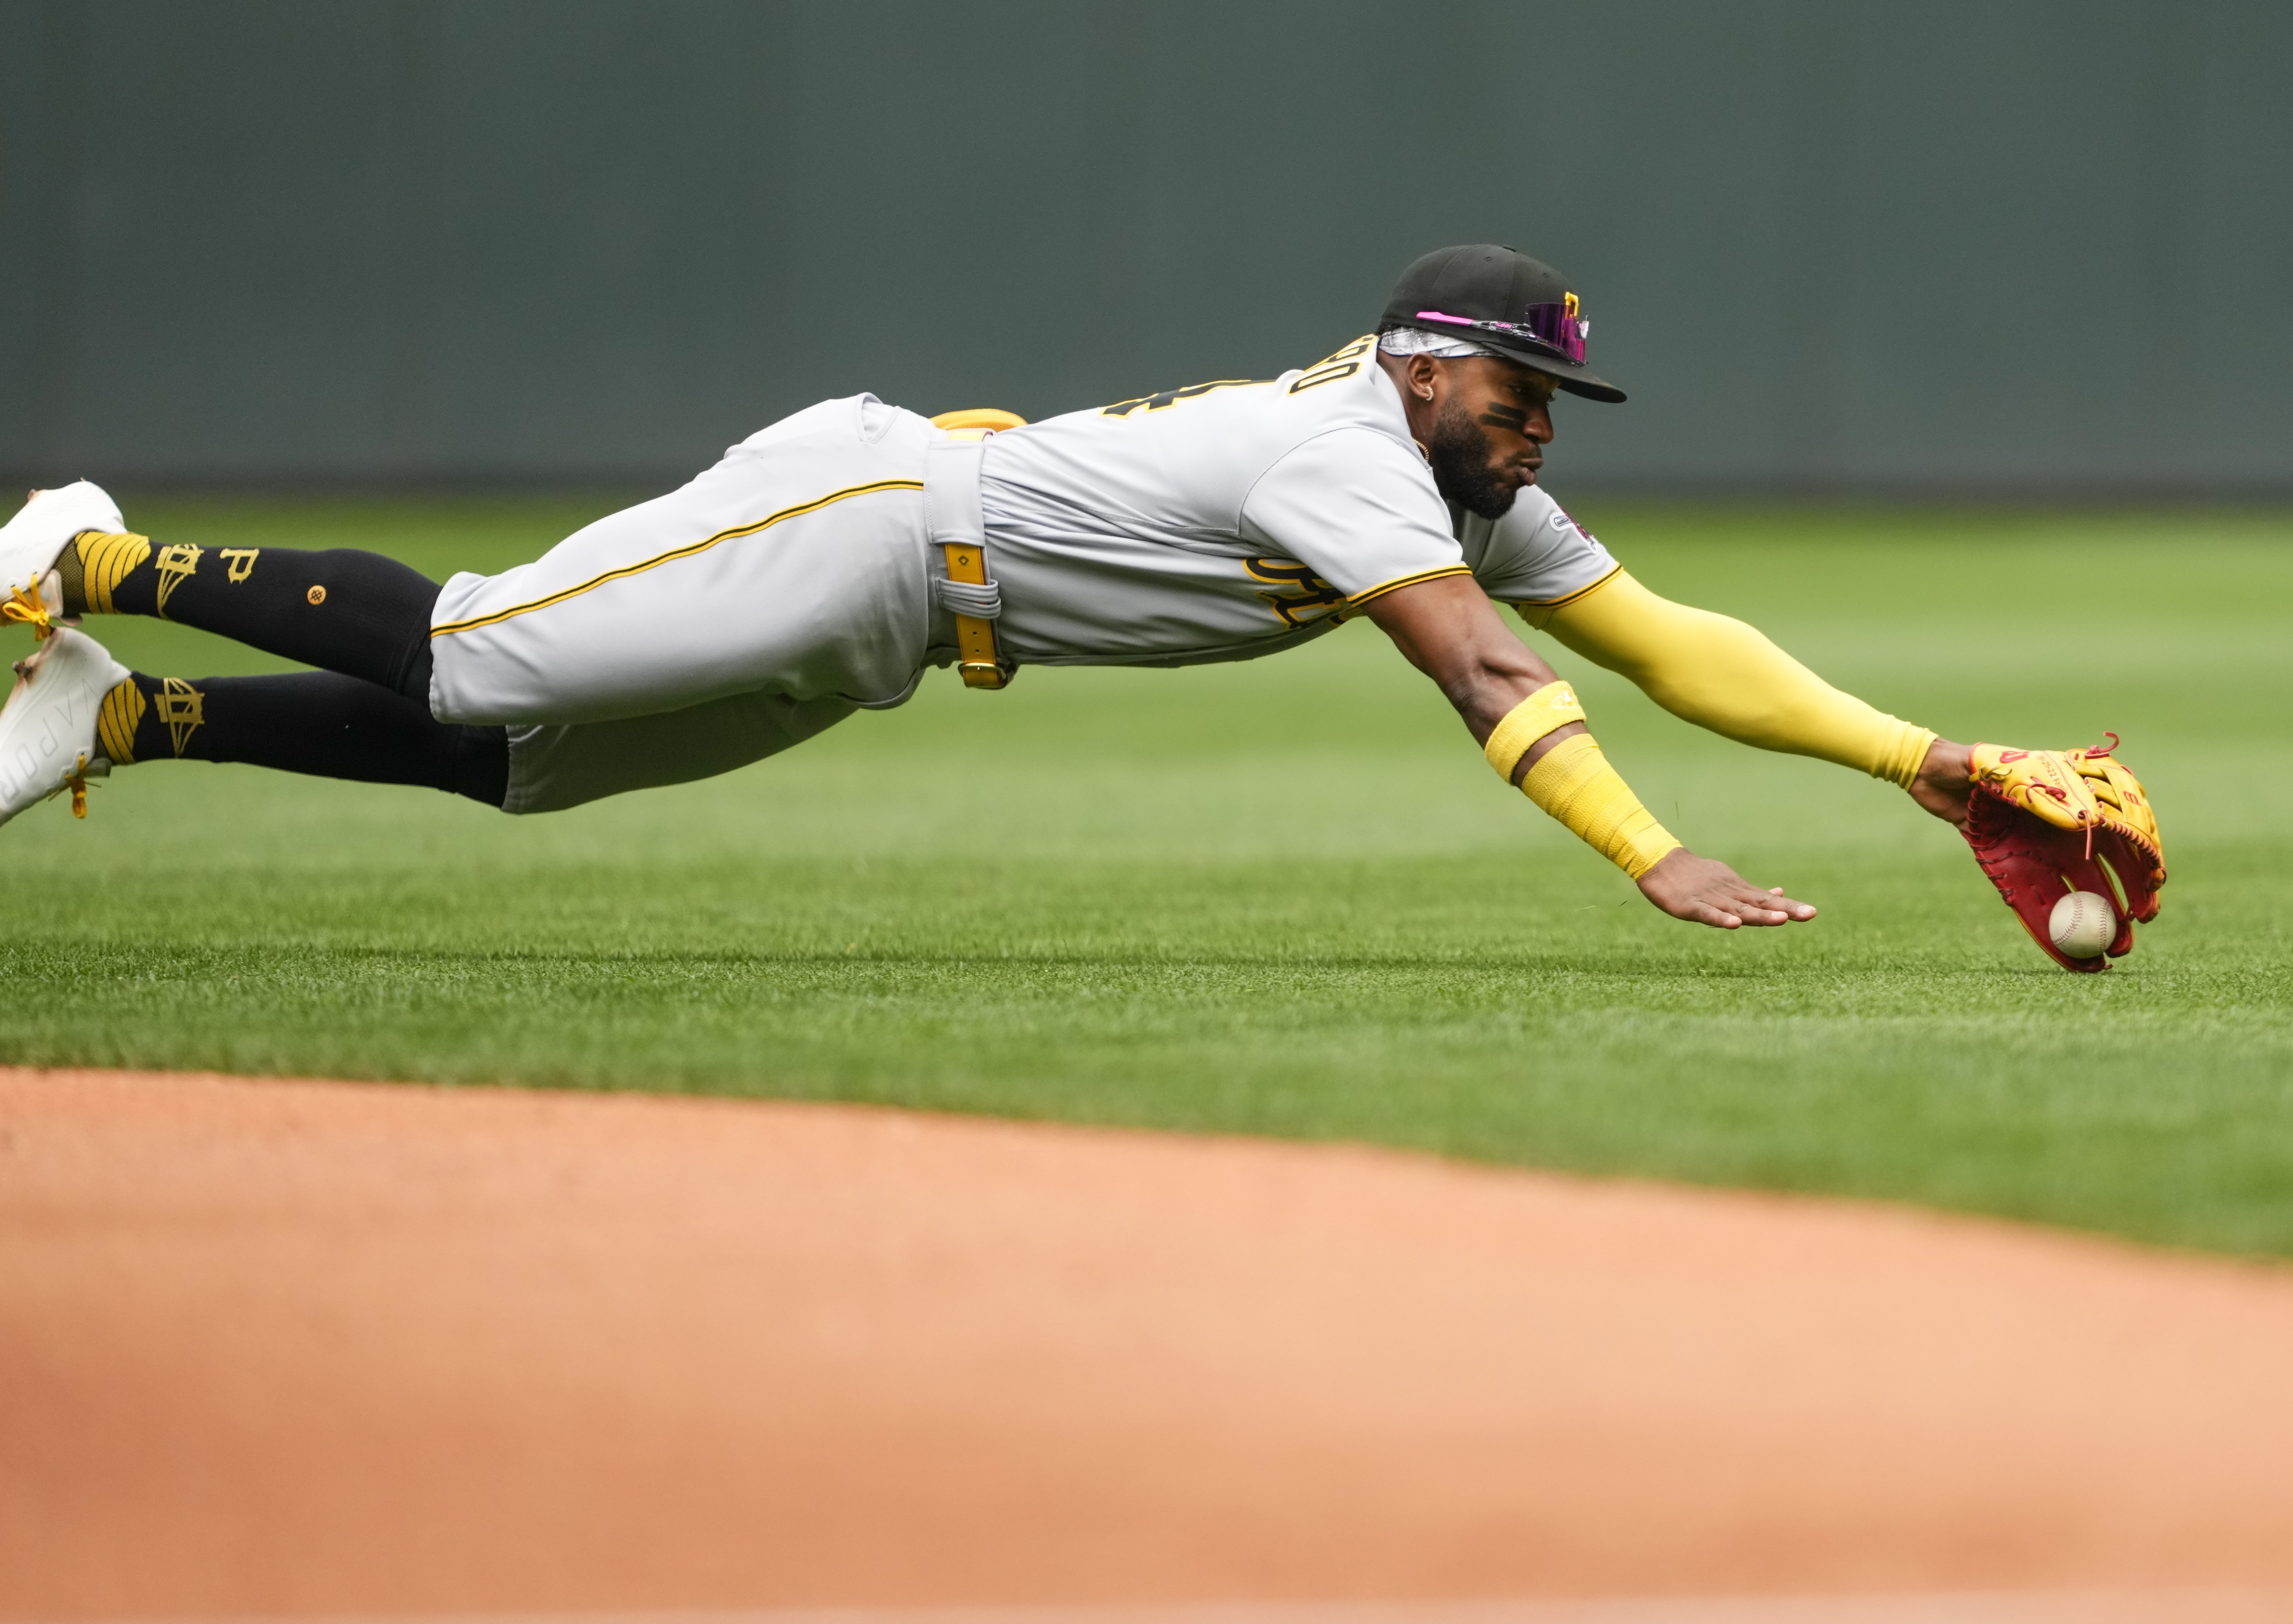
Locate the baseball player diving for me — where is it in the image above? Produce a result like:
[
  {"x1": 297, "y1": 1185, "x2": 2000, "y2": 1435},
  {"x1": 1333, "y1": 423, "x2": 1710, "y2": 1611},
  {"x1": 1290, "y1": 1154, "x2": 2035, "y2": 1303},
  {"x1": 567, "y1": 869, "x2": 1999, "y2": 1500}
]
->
[{"x1": 0, "y1": 244, "x2": 2163, "y2": 970}]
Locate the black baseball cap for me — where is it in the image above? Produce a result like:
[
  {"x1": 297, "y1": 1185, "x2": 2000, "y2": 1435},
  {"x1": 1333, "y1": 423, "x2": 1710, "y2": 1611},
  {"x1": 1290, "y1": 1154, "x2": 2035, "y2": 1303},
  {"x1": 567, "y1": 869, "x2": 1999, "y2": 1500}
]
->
[{"x1": 1379, "y1": 244, "x2": 1626, "y2": 403}]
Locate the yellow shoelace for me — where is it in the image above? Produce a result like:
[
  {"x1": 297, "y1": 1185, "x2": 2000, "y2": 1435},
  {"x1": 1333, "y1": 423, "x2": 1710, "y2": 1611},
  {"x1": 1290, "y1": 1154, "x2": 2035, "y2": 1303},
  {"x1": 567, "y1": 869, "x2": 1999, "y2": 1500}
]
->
[
  {"x1": 5, "y1": 585, "x2": 89, "y2": 813},
  {"x1": 3, "y1": 582, "x2": 54, "y2": 641}
]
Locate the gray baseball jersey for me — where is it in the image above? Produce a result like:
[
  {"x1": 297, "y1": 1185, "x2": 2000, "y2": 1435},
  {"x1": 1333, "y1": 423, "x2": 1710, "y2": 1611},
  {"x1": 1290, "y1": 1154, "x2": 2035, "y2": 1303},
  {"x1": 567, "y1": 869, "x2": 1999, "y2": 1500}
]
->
[{"x1": 980, "y1": 334, "x2": 1618, "y2": 667}]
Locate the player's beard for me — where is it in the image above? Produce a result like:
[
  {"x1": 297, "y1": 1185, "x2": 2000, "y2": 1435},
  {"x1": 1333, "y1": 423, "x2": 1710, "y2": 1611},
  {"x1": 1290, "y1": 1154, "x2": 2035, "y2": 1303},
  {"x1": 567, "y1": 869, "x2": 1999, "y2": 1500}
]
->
[{"x1": 1425, "y1": 399, "x2": 1519, "y2": 520}]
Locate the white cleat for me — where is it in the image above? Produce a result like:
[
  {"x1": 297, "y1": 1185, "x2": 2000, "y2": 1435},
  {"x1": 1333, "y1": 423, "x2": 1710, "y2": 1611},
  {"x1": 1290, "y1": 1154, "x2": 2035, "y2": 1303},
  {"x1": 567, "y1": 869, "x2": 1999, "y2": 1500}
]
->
[
  {"x1": 0, "y1": 480, "x2": 126, "y2": 604},
  {"x1": 0, "y1": 625, "x2": 130, "y2": 827}
]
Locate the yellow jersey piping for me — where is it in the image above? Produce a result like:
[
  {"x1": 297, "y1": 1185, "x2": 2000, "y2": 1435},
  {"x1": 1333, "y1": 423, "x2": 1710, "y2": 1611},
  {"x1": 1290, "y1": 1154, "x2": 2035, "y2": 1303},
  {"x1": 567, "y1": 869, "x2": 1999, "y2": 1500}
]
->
[
  {"x1": 1514, "y1": 561, "x2": 1623, "y2": 612},
  {"x1": 1344, "y1": 564, "x2": 1474, "y2": 609},
  {"x1": 429, "y1": 478, "x2": 926, "y2": 639}
]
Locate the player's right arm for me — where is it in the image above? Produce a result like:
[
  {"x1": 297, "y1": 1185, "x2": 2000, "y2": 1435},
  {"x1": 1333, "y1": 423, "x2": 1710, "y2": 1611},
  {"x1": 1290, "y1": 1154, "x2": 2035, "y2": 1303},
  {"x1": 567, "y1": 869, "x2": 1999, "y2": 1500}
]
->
[{"x1": 1366, "y1": 574, "x2": 1815, "y2": 930}]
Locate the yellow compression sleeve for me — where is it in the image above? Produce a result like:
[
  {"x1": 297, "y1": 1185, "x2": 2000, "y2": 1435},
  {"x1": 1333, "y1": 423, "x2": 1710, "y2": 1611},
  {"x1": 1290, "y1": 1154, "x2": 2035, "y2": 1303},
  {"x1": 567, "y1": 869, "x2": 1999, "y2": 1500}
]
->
[
  {"x1": 1519, "y1": 732, "x2": 1682, "y2": 880},
  {"x1": 1521, "y1": 571, "x2": 1936, "y2": 789}
]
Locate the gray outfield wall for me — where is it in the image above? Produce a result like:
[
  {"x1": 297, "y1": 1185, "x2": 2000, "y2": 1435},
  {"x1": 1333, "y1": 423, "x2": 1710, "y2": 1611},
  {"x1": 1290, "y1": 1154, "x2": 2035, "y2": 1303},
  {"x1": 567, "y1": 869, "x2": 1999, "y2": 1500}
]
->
[{"x1": 3, "y1": 0, "x2": 2288, "y2": 493}]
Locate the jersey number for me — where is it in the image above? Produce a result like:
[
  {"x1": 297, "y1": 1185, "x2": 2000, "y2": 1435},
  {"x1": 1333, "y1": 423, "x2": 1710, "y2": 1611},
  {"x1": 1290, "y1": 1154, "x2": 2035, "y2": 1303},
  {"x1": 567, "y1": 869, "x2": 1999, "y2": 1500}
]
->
[
  {"x1": 1287, "y1": 335, "x2": 1374, "y2": 395},
  {"x1": 1100, "y1": 379, "x2": 1262, "y2": 418}
]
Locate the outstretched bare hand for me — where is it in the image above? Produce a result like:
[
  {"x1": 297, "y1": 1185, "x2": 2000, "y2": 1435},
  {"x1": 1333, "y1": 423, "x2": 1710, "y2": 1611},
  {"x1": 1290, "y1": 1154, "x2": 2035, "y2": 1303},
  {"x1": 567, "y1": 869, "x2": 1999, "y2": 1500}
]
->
[{"x1": 1635, "y1": 849, "x2": 1817, "y2": 929}]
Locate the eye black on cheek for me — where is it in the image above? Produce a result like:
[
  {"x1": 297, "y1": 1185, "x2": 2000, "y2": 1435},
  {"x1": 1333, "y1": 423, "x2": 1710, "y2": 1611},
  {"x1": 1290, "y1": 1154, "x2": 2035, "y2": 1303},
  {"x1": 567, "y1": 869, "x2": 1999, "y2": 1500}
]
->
[{"x1": 1477, "y1": 404, "x2": 1530, "y2": 432}]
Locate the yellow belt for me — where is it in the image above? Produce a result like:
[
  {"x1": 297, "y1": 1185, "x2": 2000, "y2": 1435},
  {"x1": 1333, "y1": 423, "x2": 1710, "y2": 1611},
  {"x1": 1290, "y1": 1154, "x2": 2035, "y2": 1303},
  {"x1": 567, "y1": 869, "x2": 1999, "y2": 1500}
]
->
[
  {"x1": 929, "y1": 409, "x2": 1027, "y2": 691},
  {"x1": 941, "y1": 534, "x2": 1007, "y2": 689}
]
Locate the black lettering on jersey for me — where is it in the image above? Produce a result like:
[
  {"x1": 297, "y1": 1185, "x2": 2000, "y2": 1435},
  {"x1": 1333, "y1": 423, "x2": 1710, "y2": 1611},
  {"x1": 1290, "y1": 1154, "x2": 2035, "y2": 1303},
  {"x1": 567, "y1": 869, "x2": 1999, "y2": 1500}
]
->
[
  {"x1": 1245, "y1": 556, "x2": 1348, "y2": 629},
  {"x1": 1100, "y1": 379, "x2": 1261, "y2": 418},
  {"x1": 1287, "y1": 334, "x2": 1376, "y2": 395},
  {"x1": 1288, "y1": 363, "x2": 1359, "y2": 394}
]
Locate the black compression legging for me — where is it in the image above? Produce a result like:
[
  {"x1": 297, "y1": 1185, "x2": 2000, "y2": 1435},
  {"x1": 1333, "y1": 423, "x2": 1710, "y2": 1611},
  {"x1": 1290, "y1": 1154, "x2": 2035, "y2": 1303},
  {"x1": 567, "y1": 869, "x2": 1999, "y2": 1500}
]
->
[
  {"x1": 70, "y1": 540, "x2": 443, "y2": 698},
  {"x1": 73, "y1": 541, "x2": 509, "y2": 807},
  {"x1": 115, "y1": 670, "x2": 510, "y2": 806}
]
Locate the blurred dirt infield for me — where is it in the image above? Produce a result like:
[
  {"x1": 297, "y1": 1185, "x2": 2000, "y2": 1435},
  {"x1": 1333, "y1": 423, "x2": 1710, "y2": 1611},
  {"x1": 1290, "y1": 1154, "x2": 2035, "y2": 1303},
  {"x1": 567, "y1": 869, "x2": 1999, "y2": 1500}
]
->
[{"x1": 4, "y1": 1069, "x2": 2293, "y2": 1620}]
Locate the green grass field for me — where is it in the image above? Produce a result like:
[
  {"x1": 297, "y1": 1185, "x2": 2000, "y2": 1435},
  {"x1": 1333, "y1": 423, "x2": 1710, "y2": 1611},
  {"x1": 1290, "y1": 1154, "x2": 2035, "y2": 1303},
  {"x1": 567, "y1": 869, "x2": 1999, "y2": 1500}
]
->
[{"x1": 1, "y1": 497, "x2": 2287, "y2": 1256}]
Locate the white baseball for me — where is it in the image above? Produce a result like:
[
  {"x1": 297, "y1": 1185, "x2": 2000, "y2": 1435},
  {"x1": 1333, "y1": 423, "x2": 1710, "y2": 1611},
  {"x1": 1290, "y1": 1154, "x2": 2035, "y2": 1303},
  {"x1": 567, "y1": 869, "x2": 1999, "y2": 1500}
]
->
[{"x1": 2048, "y1": 890, "x2": 2116, "y2": 959}]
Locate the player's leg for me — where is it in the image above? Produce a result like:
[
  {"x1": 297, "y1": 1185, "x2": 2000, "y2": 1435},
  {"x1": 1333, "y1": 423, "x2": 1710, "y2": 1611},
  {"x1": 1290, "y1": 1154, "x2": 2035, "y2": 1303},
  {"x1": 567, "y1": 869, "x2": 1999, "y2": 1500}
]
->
[
  {"x1": 428, "y1": 395, "x2": 937, "y2": 728},
  {"x1": 58, "y1": 532, "x2": 440, "y2": 697},
  {"x1": 0, "y1": 625, "x2": 506, "y2": 824},
  {"x1": 500, "y1": 689, "x2": 856, "y2": 814},
  {"x1": 14, "y1": 394, "x2": 942, "y2": 738},
  {"x1": 2, "y1": 483, "x2": 438, "y2": 698},
  {"x1": 95, "y1": 668, "x2": 508, "y2": 803},
  {"x1": 0, "y1": 623, "x2": 850, "y2": 823}
]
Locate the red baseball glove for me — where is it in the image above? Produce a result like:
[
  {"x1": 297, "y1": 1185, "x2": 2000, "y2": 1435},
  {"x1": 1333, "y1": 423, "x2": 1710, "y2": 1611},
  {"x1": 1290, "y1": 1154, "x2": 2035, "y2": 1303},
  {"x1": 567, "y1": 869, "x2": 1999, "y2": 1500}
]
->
[{"x1": 1961, "y1": 736, "x2": 2166, "y2": 973}]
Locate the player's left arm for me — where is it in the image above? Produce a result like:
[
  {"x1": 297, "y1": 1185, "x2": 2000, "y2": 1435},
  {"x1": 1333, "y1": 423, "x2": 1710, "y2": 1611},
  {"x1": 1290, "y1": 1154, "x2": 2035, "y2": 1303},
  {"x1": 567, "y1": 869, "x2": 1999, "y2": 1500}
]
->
[
  {"x1": 1364, "y1": 574, "x2": 1815, "y2": 930},
  {"x1": 1520, "y1": 568, "x2": 2167, "y2": 969},
  {"x1": 1521, "y1": 570, "x2": 1974, "y2": 823}
]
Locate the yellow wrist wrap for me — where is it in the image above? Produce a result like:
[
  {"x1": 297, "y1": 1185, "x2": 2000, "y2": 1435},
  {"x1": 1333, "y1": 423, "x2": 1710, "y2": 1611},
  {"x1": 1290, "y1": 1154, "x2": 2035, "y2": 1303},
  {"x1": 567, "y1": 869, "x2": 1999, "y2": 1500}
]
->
[
  {"x1": 1483, "y1": 680, "x2": 1587, "y2": 782},
  {"x1": 1520, "y1": 732, "x2": 1684, "y2": 881}
]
